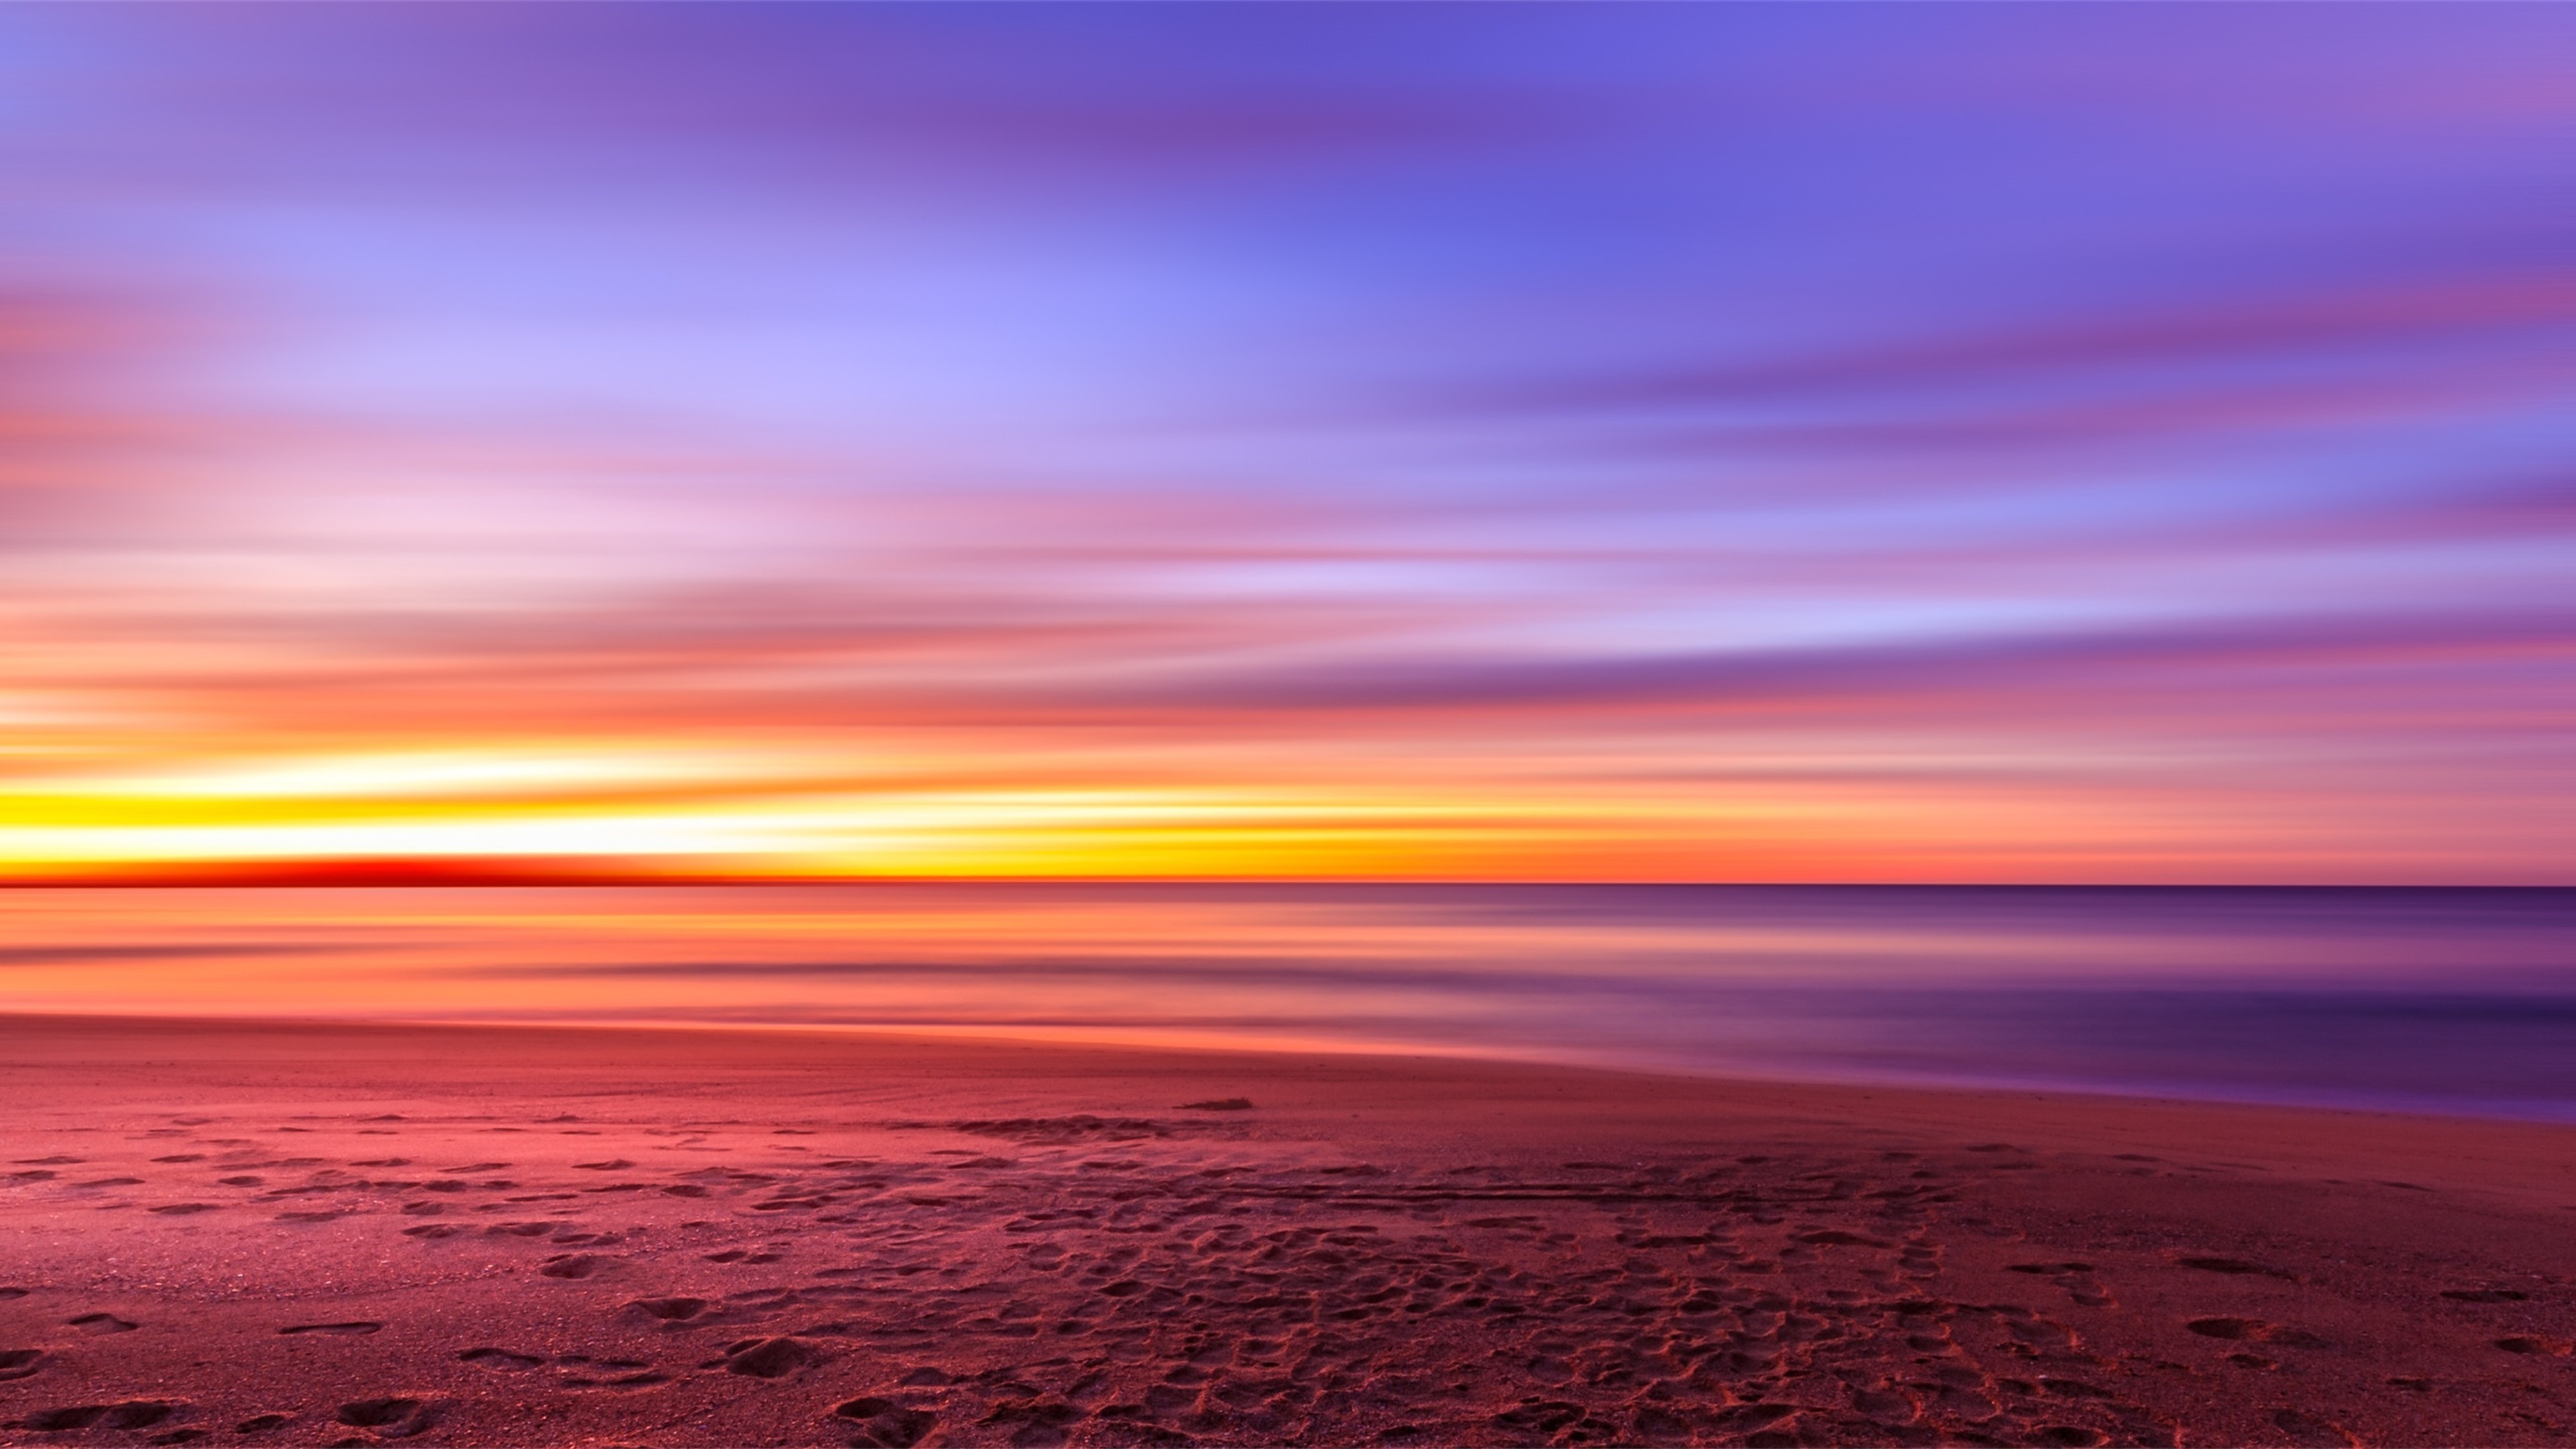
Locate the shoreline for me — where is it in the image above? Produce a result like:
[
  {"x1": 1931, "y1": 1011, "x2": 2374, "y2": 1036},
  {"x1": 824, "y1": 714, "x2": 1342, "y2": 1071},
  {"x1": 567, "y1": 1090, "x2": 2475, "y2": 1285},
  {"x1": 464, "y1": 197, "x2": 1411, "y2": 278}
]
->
[{"x1": 13, "y1": 1004, "x2": 2576, "y2": 1134}]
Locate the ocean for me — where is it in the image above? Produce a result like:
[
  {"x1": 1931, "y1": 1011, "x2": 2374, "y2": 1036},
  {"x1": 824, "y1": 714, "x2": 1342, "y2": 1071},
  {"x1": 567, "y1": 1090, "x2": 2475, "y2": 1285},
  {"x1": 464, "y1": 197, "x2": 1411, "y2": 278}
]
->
[{"x1": 5, "y1": 883, "x2": 2573, "y2": 1120}]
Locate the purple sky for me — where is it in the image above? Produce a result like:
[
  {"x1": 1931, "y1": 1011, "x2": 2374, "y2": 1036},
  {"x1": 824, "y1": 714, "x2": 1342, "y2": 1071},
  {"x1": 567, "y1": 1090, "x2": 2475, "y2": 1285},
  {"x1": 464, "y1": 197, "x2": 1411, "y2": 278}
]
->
[{"x1": 0, "y1": 6, "x2": 2569, "y2": 880}]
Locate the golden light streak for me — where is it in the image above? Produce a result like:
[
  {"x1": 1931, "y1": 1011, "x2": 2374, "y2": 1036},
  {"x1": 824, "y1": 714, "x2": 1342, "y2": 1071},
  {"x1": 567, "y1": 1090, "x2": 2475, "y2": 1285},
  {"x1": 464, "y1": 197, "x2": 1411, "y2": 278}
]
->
[{"x1": 0, "y1": 737, "x2": 2161, "y2": 882}]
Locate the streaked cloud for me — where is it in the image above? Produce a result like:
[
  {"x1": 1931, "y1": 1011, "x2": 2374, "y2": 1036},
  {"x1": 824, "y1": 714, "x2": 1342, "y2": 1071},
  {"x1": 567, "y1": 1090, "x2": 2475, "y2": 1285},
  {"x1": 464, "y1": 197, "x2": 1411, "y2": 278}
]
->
[{"x1": 0, "y1": 7, "x2": 2566, "y2": 881}]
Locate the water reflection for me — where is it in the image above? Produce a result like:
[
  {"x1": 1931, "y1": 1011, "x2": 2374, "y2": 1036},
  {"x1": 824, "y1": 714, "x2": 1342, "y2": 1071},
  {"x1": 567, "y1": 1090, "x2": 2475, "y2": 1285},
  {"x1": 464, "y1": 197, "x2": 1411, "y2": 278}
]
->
[{"x1": 3, "y1": 885, "x2": 2572, "y2": 1117}]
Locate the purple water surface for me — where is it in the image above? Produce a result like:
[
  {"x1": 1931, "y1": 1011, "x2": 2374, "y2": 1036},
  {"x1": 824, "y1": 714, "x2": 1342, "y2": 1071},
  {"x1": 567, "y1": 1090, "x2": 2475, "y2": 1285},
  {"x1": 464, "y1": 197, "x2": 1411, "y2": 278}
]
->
[{"x1": 3, "y1": 884, "x2": 2571, "y2": 1120}]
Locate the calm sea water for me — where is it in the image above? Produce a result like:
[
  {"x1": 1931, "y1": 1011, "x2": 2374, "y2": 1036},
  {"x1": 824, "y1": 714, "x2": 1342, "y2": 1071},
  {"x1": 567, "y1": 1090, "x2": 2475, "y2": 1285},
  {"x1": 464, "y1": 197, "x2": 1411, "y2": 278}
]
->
[{"x1": 5, "y1": 884, "x2": 2573, "y2": 1120}]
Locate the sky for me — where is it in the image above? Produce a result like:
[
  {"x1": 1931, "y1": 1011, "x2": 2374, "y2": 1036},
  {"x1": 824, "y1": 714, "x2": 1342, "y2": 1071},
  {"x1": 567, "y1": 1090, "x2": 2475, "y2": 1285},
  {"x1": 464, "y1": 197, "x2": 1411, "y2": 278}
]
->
[{"x1": 0, "y1": 5, "x2": 2569, "y2": 883}]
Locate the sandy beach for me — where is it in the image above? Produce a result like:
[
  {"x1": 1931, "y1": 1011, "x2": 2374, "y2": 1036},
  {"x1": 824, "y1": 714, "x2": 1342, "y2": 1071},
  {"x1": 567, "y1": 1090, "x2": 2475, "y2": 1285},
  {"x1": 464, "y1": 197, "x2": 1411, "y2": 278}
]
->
[{"x1": 3, "y1": 1015, "x2": 2573, "y2": 1447}]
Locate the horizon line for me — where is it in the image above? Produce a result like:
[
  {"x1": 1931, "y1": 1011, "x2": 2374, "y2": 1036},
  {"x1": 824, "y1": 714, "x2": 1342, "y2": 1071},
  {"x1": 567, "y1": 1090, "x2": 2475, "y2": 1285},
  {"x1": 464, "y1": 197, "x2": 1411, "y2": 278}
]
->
[{"x1": 0, "y1": 860, "x2": 2565, "y2": 892}]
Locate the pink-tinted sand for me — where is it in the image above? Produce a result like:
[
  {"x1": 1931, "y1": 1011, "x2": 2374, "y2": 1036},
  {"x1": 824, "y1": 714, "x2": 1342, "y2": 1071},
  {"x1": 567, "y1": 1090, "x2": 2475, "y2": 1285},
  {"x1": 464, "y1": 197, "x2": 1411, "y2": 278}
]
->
[{"x1": 3, "y1": 1014, "x2": 2574, "y2": 1446}]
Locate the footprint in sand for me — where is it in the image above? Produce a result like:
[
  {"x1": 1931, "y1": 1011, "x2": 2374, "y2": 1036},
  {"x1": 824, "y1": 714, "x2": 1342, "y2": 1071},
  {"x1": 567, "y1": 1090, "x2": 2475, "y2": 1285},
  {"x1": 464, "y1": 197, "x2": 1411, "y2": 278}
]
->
[
  {"x1": 233, "y1": 1413, "x2": 292, "y2": 1434},
  {"x1": 280, "y1": 1322, "x2": 382, "y2": 1336},
  {"x1": 976, "y1": 1396, "x2": 1085, "y2": 1448},
  {"x1": 835, "y1": 1397, "x2": 938, "y2": 1448},
  {"x1": 334, "y1": 1397, "x2": 437, "y2": 1439},
  {"x1": 712, "y1": 1336, "x2": 822, "y2": 1378},
  {"x1": 1795, "y1": 1228, "x2": 1888, "y2": 1247},
  {"x1": 573, "y1": 1159, "x2": 634, "y2": 1171},
  {"x1": 2008, "y1": 1260, "x2": 2118, "y2": 1307},
  {"x1": 555, "y1": 1354, "x2": 669, "y2": 1388},
  {"x1": 1491, "y1": 1399, "x2": 1618, "y2": 1440},
  {"x1": 458, "y1": 1347, "x2": 546, "y2": 1369},
  {"x1": 146, "y1": 1203, "x2": 217, "y2": 1216},
  {"x1": 627, "y1": 1297, "x2": 709, "y2": 1322},
  {"x1": 2496, "y1": 1335, "x2": 2576, "y2": 1356},
  {"x1": 0, "y1": 1287, "x2": 27, "y2": 1299},
  {"x1": 0, "y1": 1349, "x2": 46, "y2": 1381},
  {"x1": 2176, "y1": 1255, "x2": 2297, "y2": 1281},
  {"x1": 2187, "y1": 1317, "x2": 2328, "y2": 1349},
  {"x1": 10, "y1": 1401, "x2": 176, "y2": 1432},
  {"x1": 1848, "y1": 1383, "x2": 1920, "y2": 1424},
  {"x1": 2187, "y1": 1316, "x2": 2263, "y2": 1339},
  {"x1": 68, "y1": 1313, "x2": 139, "y2": 1334},
  {"x1": 2444, "y1": 1288, "x2": 2531, "y2": 1303},
  {"x1": 2271, "y1": 1407, "x2": 2365, "y2": 1448},
  {"x1": 401, "y1": 1224, "x2": 463, "y2": 1240},
  {"x1": 539, "y1": 1253, "x2": 612, "y2": 1279}
]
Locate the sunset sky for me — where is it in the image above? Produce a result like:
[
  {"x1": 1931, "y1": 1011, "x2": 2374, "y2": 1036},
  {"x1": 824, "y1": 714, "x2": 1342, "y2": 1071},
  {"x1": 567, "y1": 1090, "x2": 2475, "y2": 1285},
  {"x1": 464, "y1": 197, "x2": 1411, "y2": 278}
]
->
[{"x1": 1, "y1": 6, "x2": 2569, "y2": 883}]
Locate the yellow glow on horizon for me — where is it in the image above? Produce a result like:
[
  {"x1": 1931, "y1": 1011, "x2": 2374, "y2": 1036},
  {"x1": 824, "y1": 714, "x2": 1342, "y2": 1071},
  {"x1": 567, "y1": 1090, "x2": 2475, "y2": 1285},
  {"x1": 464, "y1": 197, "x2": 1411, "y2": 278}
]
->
[
  {"x1": 0, "y1": 743, "x2": 1862, "y2": 877},
  {"x1": 0, "y1": 733, "x2": 2406, "y2": 883}
]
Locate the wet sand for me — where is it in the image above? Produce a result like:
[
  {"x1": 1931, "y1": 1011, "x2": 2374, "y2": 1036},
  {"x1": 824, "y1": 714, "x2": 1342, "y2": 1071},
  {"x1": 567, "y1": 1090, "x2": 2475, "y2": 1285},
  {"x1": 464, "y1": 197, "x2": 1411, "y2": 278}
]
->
[{"x1": 3, "y1": 1015, "x2": 2573, "y2": 1447}]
